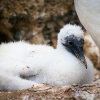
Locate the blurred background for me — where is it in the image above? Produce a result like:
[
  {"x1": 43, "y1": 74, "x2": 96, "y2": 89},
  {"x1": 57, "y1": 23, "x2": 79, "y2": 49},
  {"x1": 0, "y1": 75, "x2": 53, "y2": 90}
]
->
[{"x1": 0, "y1": 0, "x2": 100, "y2": 70}]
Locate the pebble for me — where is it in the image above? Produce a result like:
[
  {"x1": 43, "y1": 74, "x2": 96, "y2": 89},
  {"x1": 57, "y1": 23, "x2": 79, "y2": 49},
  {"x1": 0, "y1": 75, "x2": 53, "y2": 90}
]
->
[
  {"x1": 25, "y1": 32, "x2": 37, "y2": 40},
  {"x1": 0, "y1": 7, "x2": 3, "y2": 19},
  {"x1": 47, "y1": 22, "x2": 53, "y2": 29},
  {"x1": 14, "y1": 30, "x2": 25, "y2": 41},
  {"x1": 18, "y1": 11, "x2": 28, "y2": 19},
  {"x1": 37, "y1": 22, "x2": 43, "y2": 28},
  {"x1": 9, "y1": 13, "x2": 17, "y2": 25},
  {"x1": 43, "y1": 30, "x2": 52, "y2": 35},
  {"x1": 38, "y1": 13, "x2": 46, "y2": 20}
]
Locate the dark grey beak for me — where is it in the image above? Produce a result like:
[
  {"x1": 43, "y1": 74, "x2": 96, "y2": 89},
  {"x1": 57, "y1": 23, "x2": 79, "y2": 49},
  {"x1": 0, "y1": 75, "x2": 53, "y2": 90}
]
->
[
  {"x1": 80, "y1": 57, "x2": 87, "y2": 69},
  {"x1": 72, "y1": 46, "x2": 87, "y2": 69},
  {"x1": 62, "y1": 35, "x2": 87, "y2": 69}
]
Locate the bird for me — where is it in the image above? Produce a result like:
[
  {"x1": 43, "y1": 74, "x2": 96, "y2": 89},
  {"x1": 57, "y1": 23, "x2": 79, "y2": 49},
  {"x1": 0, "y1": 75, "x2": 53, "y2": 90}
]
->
[
  {"x1": 0, "y1": 24, "x2": 94, "y2": 91},
  {"x1": 74, "y1": 0, "x2": 100, "y2": 47}
]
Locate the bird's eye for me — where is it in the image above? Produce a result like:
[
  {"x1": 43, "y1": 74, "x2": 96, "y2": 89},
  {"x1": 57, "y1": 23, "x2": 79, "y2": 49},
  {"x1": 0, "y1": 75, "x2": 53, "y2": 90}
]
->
[{"x1": 68, "y1": 41, "x2": 73, "y2": 46}]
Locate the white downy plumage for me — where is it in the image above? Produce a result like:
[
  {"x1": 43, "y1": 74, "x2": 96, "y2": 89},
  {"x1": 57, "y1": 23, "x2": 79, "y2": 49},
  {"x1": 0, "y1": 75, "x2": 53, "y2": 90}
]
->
[
  {"x1": 0, "y1": 24, "x2": 94, "y2": 91},
  {"x1": 74, "y1": 0, "x2": 100, "y2": 47}
]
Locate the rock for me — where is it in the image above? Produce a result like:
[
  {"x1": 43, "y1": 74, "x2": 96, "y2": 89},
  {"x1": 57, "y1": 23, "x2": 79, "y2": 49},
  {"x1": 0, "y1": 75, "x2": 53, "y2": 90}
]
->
[
  {"x1": 0, "y1": 6, "x2": 3, "y2": 19},
  {"x1": 0, "y1": 0, "x2": 76, "y2": 44},
  {"x1": 13, "y1": 29, "x2": 25, "y2": 41},
  {"x1": 9, "y1": 13, "x2": 17, "y2": 25},
  {"x1": 18, "y1": 11, "x2": 28, "y2": 20},
  {"x1": 38, "y1": 13, "x2": 46, "y2": 20}
]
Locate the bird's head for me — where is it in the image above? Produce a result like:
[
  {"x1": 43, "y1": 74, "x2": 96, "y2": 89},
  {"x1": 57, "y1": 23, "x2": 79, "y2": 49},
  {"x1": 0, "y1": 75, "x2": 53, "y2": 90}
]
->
[{"x1": 58, "y1": 24, "x2": 87, "y2": 68}]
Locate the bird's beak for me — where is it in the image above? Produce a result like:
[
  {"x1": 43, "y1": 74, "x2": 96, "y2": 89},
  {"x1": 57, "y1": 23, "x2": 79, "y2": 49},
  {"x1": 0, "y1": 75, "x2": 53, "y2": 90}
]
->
[{"x1": 73, "y1": 47, "x2": 87, "y2": 69}]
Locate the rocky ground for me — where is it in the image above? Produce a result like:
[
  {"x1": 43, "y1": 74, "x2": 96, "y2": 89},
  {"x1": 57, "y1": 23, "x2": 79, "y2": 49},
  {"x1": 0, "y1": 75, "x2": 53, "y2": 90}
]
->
[
  {"x1": 0, "y1": 0, "x2": 74, "y2": 44},
  {"x1": 0, "y1": 0, "x2": 100, "y2": 99}
]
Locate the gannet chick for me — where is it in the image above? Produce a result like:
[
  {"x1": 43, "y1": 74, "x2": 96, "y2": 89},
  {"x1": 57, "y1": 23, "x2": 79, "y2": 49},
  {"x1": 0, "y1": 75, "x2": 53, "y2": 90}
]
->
[
  {"x1": 74, "y1": 0, "x2": 100, "y2": 47},
  {"x1": 0, "y1": 24, "x2": 94, "y2": 91}
]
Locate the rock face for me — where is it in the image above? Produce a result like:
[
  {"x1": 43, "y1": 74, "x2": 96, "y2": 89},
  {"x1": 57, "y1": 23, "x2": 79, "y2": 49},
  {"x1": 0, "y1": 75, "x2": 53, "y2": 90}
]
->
[{"x1": 0, "y1": 0, "x2": 75, "y2": 44}]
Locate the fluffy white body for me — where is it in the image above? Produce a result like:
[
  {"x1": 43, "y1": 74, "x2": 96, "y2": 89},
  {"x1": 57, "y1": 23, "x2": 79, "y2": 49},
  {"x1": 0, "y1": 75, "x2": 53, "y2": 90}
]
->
[
  {"x1": 0, "y1": 24, "x2": 94, "y2": 91},
  {"x1": 74, "y1": 0, "x2": 100, "y2": 47}
]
